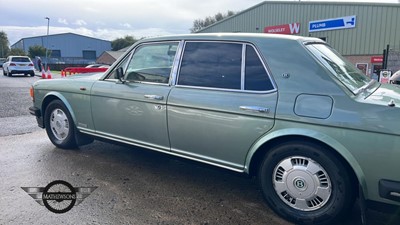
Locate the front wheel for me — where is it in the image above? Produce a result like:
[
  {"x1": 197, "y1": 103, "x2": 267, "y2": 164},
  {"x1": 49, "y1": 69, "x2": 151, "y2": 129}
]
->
[
  {"x1": 44, "y1": 100, "x2": 77, "y2": 149},
  {"x1": 258, "y1": 141, "x2": 355, "y2": 225}
]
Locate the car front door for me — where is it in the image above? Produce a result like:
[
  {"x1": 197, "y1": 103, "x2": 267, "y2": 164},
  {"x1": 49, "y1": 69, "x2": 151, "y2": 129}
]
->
[
  {"x1": 167, "y1": 42, "x2": 277, "y2": 170},
  {"x1": 90, "y1": 42, "x2": 179, "y2": 151}
]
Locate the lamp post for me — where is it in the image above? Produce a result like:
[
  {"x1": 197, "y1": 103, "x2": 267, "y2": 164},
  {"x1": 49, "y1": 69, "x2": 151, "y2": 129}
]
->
[{"x1": 45, "y1": 17, "x2": 50, "y2": 70}]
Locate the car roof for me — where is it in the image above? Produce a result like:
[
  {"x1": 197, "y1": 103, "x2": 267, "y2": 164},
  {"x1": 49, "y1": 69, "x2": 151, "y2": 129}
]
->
[{"x1": 136, "y1": 33, "x2": 323, "y2": 44}]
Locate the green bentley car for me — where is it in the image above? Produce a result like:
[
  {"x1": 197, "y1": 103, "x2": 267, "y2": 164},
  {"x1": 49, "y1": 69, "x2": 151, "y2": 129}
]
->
[{"x1": 29, "y1": 33, "x2": 400, "y2": 224}]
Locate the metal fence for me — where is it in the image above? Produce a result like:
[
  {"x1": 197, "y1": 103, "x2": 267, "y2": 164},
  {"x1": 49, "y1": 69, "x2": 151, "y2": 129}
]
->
[
  {"x1": 44, "y1": 57, "x2": 96, "y2": 65},
  {"x1": 33, "y1": 57, "x2": 97, "y2": 71}
]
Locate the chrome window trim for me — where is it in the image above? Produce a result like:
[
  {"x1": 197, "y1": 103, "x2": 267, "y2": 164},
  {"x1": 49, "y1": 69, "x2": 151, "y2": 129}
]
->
[
  {"x1": 169, "y1": 40, "x2": 185, "y2": 86},
  {"x1": 125, "y1": 80, "x2": 171, "y2": 86},
  {"x1": 175, "y1": 84, "x2": 277, "y2": 94},
  {"x1": 175, "y1": 40, "x2": 277, "y2": 93},
  {"x1": 240, "y1": 44, "x2": 246, "y2": 90}
]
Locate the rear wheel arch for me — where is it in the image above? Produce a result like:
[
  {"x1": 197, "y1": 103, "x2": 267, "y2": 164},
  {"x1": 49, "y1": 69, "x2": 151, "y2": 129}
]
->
[{"x1": 247, "y1": 135, "x2": 360, "y2": 196}]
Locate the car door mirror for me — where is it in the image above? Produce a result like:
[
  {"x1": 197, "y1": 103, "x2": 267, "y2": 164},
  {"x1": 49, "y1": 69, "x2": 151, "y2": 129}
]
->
[{"x1": 116, "y1": 67, "x2": 126, "y2": 83}]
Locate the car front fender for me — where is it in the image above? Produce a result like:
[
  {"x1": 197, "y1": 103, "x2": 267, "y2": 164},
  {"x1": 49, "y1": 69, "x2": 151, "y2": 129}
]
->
[{"x1": 41, "y1": 91, "x2": 77, "y2": 126}]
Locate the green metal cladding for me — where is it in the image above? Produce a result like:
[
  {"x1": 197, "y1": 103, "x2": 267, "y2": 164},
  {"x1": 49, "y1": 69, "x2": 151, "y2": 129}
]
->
[{"x1": 197, "y1": 1, "x2": 400, "y2": 56}]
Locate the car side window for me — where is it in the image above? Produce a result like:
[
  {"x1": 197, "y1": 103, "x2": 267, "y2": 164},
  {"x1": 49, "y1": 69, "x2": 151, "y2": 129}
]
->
[
  {"x1": 177, "y1": 42, "x2": 274, "y2": 91},
  {"x1": 125, "y1": 42, "x2": 178, "y2": 84},
  {"x1": 178, "y1": 42, "x2": 242, "y2": 90},
  {"x1": 245, "y1": 45, "x2": 274, "y2": 91}
]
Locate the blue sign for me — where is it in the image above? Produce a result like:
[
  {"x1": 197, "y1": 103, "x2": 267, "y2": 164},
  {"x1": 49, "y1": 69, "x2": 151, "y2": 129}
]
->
[{"x1": 309, "y1": 15, "x2": 356, "y2": 32}]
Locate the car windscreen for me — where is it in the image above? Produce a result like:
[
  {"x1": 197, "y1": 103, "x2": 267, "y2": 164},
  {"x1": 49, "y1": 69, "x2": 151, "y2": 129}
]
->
[
  {"x1": 305, "y1": 43, "x2": 371, "y2": 94},
  {"x1": 12, "y1": 57, "x2": 31, "y2": 62}
]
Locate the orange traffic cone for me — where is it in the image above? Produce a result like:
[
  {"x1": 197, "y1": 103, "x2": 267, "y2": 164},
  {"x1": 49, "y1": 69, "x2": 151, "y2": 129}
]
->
[
  {"x1": 61, "y1": 70, "x2": 65, "y2": 78},
  {"x1": 41, "y1": 68, "x2": 46, "y2": 79},
  {"x1": 47, "y1": 67, "x2": 52, "y2": 79}
]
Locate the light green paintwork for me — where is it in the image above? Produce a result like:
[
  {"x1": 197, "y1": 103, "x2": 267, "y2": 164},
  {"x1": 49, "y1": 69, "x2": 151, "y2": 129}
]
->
[
  {"x1": 90, "y1": 80, "x2": 171, "y2": 150},
  {"x1": 167, "y1": 87, "x2": 277, "y2": 170},
  {"x1": 31, "y1": 33, "x2": 400, "y2": 206}
]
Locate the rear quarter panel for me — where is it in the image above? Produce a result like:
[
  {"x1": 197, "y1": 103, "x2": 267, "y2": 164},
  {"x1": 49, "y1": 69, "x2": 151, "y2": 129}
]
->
[{"x1": 248, "y1": 37, "x2": 400, "y2": 204}]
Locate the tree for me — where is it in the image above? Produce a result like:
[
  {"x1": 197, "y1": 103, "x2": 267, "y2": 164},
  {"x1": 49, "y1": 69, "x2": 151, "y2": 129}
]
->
[
  {"x1": 190, "y1": 11, "x2": 236, "y2": 33},
  {"x1": 8, "y1": 48, "x2": 26, "y2": 56},
  {"x1": 111, "y1": 35, "x2": 138, "y2": 51},
  {"x1": 28, "y1": 45, "x2": 47, "y2": 58},
  {"x1": 0, "y1": 31, "x2": 10, "y2": 58}
]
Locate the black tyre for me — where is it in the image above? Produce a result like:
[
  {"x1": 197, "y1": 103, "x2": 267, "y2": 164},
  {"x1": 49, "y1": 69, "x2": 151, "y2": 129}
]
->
[
  {"x1": 259, "y1": 141, "x2": 355, "y2": 225},
  {"x1": 30, "y1": 72, "x2": 35, "y2": 77},
  {"x1": 44, "y1": 100, "x2": 77, "y2": 149}
]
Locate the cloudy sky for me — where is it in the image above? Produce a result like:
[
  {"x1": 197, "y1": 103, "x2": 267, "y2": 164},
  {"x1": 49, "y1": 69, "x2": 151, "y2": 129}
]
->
[{"x1": 1, "y1": 0, "x2": 398, "y2": 45}]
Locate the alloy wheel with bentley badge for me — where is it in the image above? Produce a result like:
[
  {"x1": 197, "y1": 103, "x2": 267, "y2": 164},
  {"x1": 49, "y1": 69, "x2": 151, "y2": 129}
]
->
[
  {"x1": 259, "y1": 141, "x2": 354, "y2": 225},
  {"x1": 272, "y1": 156, "x2": 332, "y2": 211}
]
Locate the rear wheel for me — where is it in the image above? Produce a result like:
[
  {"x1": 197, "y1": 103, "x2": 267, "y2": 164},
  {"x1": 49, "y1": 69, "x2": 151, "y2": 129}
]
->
[
  {"x1": 30, "y1": 71, "x2": 35, "y2": 77},
  {"x1": 44, "y1": 100, "x2": 77, "y2": 149},
  {"x1": 258, "y1": 141, "x2": 355, "y2": 225}
]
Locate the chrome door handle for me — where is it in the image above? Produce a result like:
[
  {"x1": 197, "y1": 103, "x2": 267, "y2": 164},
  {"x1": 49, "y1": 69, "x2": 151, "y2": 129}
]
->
[
  {"x1": 144, "y1": 95, "x2": 164, "y2": 100},
  {"x1": 240, "y1": 106, "x2": 270, "y2": 113}
]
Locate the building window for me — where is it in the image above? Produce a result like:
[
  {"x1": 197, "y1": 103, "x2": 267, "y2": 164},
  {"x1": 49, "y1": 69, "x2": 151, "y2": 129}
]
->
[
  {"x1": 82, "y1": 50, "x2": 96, "y2": 59},
  {"x1": 50, "y1": 50, "x2": 61, "y2": 58}
]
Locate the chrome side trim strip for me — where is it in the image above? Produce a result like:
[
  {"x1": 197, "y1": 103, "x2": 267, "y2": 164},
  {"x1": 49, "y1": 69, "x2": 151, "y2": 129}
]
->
[
  {"x1": 78, "y1": 128, "x2": 245, "y2": 173},
  {"x1": 170, "y1": 148, "x2": 244, "y2": 171}
]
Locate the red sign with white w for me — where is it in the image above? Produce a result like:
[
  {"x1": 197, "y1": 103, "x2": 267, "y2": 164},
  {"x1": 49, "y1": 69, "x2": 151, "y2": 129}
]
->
[{"x1": 264, "y1": 23, "x2": 300, "y2": 35}]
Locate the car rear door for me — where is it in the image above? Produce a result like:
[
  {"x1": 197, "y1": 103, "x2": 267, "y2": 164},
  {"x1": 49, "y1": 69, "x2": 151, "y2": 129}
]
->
[{"x1": 167, "y1": 41, "x2": 277, "y2": 170}]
